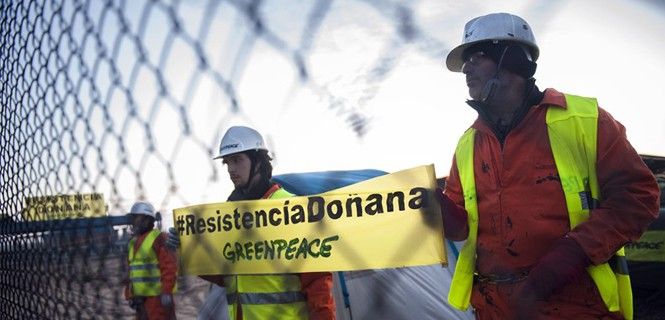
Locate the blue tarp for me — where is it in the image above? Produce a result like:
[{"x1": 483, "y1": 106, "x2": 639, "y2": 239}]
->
[{"x1": 273, "y1": 169, "x2": 387, "y2": 195}]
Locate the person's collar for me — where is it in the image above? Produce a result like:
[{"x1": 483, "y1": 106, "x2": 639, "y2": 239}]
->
[
  {"x1": 467, "y1": 82, "x2": 545, "y2": 137},
  {"x1": 135, "y1": 226, "x2": 153, "y2": 237},
  {"x1": 262, "y1": 183, "x2": 282, "y2": 199},
  {"x1": 537, "y1": 88, "x2": 567, "y2": 109}
]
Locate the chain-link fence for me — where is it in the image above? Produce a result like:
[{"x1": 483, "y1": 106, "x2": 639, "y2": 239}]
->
[
  {"x1": 0, "y1": 0, "x2": 459, "y2": 318},
  {"x1": 9, "y1": 0, "x2": 662, "y2": 319}
]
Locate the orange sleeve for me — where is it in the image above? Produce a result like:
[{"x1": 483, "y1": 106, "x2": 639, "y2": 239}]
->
[
  {"x1": 154, "y1": 233, "x2": 178, "y2": 294},
  {"x1": 443, "y1": 155, "x2": 470, "y2": 241},
  {"x1": 125, "y1": 237, "x2": 134, "y2": 300},
  {"x1": 569, "y1": 108, "x2": 660, "y2": 264},
  {"x1": 300, "y1": 272, "x2": 335, "y2": 320},
  {"x1": 124, "y1": 258, "x2": 132, "y2": 300}
]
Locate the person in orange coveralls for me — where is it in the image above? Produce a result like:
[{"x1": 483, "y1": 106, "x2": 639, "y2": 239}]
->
[
  {"x1": 437, "y1": 12, "x2": 660, "y2": 319},
  {"x1": 125, "y1": 201, "x2": 178, "y2": 320},
  {"x1": 168, "y1": 126, "x2": 335, "y2": 320}
]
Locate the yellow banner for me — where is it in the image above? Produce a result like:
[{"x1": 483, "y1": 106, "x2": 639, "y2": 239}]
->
[
  {"x1": 173, "y1": 165, "x2": 446, "y2": 275},
  {"x1": 23, "y1": 193, "x2": 107, "y2": 221},
  {"x1": 625, "y1": 230, "x2": 665, "y2": 262}
]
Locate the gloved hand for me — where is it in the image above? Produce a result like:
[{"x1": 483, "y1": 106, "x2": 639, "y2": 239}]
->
[
  {"x1": 510, "y1": 236, "x2": 591, "y2": 319},
  {"x1": 160, "y1": 293, "x2": 173, "y2": 307},
  {"x1": 166, "y1": 227, "x2": 180, "y2": 251},
  {"x1": 434, "y1": 187, "x2": 469, "y2": 241},
  {"x1": 128, "y1": 297, "x2": 143, "y2": 310}
]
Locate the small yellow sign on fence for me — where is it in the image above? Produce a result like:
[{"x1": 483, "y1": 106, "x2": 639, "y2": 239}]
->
[{"x1": 23, "y1": 193, "x2": 107, "y2": 221}]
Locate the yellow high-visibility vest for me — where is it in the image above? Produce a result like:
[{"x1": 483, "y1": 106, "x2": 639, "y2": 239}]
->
[
  {"x1": 225, "y1": 187, "x2": 308, "y2": 320},
  {"x1": 129, "y1": 229, "x2": 166, "y2": 296},
  {"x1": 449, "y1": 93, "x2": 633, "y2": 319}
]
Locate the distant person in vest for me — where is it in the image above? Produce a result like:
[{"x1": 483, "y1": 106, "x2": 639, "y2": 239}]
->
[
  {"x1": 125, "y1": 201, "x2": 178, "y2": 320},
  {"x1": 167, "y1": 126, "x2": 336, "y2": 320},
  {"x1": 436, "y1": 12, "x2": 660, "y2": 319}
]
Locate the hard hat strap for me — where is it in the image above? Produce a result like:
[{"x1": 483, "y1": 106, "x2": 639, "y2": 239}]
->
[
  {"x1": 480, "y1": 46, "x2": 508, "y2": 103},
  {"x1": 236, "y1": 150, "x2": 261, "y2": 191}
]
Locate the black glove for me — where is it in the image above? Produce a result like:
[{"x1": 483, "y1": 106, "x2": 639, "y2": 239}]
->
[
  {"x1": 166, "y1": 227, "x2": 180, "y2": 251},
  {"x1": 160, "y1": 293, "x2": 173, "y2": 307},
  {"x1": 510, "y1": 236, "x2": 591, "y2": 319},
  {"x1": 128, "y1": 297, "x2": 143, "y2": 310}
]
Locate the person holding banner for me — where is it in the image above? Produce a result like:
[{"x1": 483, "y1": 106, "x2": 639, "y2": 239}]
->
[
  {"x1": 125, "y1": 201, "x2": 178, "y2": 320},
  {"x1": 168, "y1": 126, "x2": 335, "y2": 320},
  {"x1": 438, "y1": 12, "x2": 660, "y2": 319}
]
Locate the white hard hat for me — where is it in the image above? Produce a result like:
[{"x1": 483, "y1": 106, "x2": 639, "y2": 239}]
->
[
  {"x1": 127, "y1": 201, "x2": 156, "y2": 218},
  {"x1": 446, "y1": 12, "x2": 539, "y2": 72},
  {"x1": 214, "y1": 126, "x2": 268, "y2": 159}
]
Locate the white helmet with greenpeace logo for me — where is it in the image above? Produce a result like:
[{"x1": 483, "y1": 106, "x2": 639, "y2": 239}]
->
[
  {"x1": 127, "y1": 201, "x2": 156, "y2": 218},
  {"x1": 215, "y1": 126, "x2": 268, "y2": 159},
  {"x1": 446, "y1": 12, "x2": 539, "y2": 72}
]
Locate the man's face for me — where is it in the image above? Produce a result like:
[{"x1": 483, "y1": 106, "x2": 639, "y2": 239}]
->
[
  {"x1": 223, "y1": 152, "x2": 252, "y2": 188},
  {"x1": 461, "y1": 51, "x2": 498, "y2": 100},
  {"x1": 129, "y1": 214, "x2": 153, "y2": 235}
]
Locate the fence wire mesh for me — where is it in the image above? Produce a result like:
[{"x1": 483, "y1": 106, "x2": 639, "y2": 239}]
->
[
  {"x1": 0, "y1": 0, "x2": 458, "y2": 318},
  {"x1": 4, "y1": 0, "x2": 664, "y2": 319},
  {"x1": 5, "y1": 0, "x2": 664, "y2": 319}
]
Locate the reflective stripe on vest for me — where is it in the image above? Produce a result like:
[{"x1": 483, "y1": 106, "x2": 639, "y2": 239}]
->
[
  {"x1": 449, "y1": 93, "x2": 633, "y2": 320},
  {"x1": 225, "y1": 187, "x2": 308, "y2": 320},
  {"x1": 227, "y1": 291, "x2": 306, "y2": 305},
  {"x1": 129, "y1": 264, "x2": 159, "y2": 271},
  {"x1": 128, "y1": 229, "x2": 163, "y2": 296}
]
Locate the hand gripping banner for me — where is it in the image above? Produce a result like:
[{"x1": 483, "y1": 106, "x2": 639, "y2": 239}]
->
[{"x1": 173, "y1": 165, "x2": 447, "y2": 275}]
